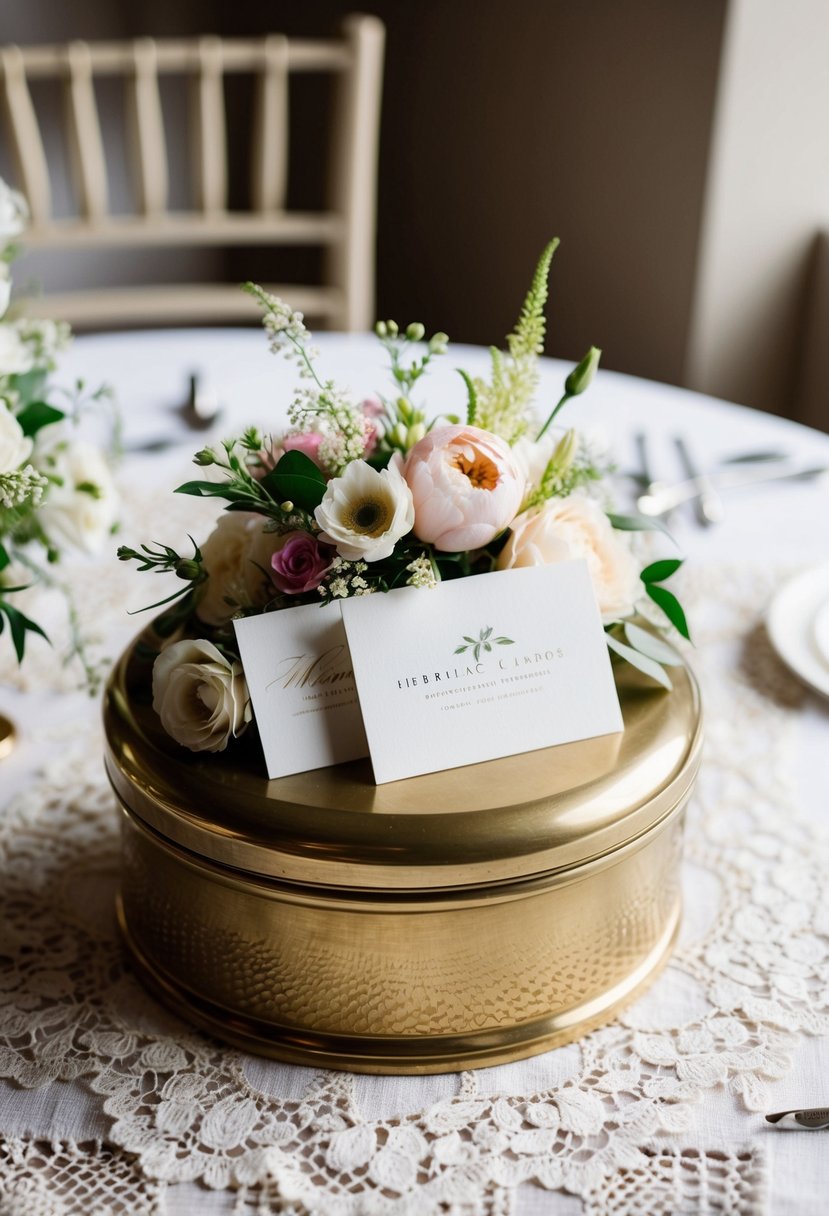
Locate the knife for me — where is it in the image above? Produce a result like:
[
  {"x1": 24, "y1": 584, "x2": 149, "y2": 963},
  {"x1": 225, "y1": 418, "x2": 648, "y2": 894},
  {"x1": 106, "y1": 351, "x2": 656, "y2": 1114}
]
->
[{"x1": 766, "y1": 1107, "x2": 829, "y2": 1130}]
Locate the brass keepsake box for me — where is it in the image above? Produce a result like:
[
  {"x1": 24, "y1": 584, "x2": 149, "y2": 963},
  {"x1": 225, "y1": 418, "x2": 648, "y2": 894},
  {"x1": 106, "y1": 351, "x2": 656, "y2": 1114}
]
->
[{"x1": 104, "y1": 635, "x2": 702, "y2": 1074}]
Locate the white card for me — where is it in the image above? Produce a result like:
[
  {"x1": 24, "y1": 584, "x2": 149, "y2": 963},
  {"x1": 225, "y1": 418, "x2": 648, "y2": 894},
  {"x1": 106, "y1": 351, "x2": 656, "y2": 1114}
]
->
[
  {"x1": 234, "y1": 602, "x2": 368, "y2": 778},
  {"x1": 340, "y1": 561, "x2": 623, "y2": 784}
]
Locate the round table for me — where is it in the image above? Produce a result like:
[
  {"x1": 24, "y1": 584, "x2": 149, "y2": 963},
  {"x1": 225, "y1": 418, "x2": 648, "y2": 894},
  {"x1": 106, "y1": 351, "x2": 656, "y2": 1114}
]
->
[{"x1": 1, "y1": 329, "x2": 828, "y2": 1216}]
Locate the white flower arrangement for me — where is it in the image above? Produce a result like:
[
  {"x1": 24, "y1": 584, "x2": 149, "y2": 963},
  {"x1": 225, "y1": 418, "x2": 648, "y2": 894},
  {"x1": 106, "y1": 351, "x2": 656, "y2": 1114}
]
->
[
  {"x1": 121, "y1": 241, "x2": 689, "y2": 753},
  {"x1": 0, "y1": 177, "x2": 118, "y2": 682}
]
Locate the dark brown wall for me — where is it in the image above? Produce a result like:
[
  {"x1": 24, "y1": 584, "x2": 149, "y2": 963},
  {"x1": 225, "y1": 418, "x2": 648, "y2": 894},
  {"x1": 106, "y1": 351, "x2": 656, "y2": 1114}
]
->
[{"x1": 1, "y1": 0, "x2": 726, "y2": 384}]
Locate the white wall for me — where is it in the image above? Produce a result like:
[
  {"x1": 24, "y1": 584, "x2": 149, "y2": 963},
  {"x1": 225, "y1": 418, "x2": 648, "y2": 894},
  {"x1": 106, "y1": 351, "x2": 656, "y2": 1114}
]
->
[{"x1": 684, "y1": 0, "x2": 829, "y2": 426}]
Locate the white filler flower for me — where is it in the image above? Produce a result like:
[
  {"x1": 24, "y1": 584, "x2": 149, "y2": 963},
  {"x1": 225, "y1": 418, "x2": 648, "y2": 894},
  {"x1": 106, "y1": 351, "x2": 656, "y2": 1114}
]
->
[
  {"x1": 38, "y1": 439, "x2": 118, "y2": 554},
  {"x1": 0, "y1": 179, "x2": 28, "y2": 244},
  {"x1": 314, "y1": 457, "x2": 414, "y2": 562},
  {"x1": 152, "y1": 638, "x2": 251, "y2": 753}
]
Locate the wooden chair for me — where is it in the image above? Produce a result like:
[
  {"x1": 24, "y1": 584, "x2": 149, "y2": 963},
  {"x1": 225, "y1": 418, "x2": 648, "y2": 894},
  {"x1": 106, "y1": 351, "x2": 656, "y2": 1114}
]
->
[{"x1": 0, "y1": 17, "x2": 384, "y2": 331}]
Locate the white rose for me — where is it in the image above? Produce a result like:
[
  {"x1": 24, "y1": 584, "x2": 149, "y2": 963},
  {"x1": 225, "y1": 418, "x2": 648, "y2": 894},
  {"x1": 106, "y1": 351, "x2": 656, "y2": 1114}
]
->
[
  {"x1": 197, "y1": 511, "x2": 284, "y2": 626},
  {"x1": 314, "y1": 457, "x2": 414, "y2": 561},
  {"x1": 0, "y1": 179, "x2": 28, "y2": 244},
  {"x1": 152, "y1": 638, "x2": 251, "y2": 753},
  {"x1": 37, "y1": 439, "x2": 118, "y2": 554},
  {"x1": 0, "y1": 323, "x2": 34, "y2": 375},
  {"x1": 0, "y1": 402, "x2": 32, "y2": 473},
  {"x1": 0, "y1": 264, "x2": 10, "y2": 319},
  {"x1": 496, "y1": 494, "x2": 641, "y2": 622}
]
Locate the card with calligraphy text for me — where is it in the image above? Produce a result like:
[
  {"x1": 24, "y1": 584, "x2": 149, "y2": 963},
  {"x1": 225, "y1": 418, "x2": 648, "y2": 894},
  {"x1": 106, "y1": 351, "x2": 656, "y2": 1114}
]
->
[
  {"x1": 340, "y1": 561, "x2": 623, "y2": 784},
  {"x1": 234, "y1": 602, "x2": 368, "y2": 778}
]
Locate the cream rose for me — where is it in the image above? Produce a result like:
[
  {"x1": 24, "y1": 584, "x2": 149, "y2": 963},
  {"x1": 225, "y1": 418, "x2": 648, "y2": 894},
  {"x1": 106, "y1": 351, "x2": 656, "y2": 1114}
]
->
[
  {"x1": 314, "y1": 457, "x2": 414, "y2": 561},
  {"x1": 197, "y1": 512, "x2": 284, "y2": 625},
  {"x1": 496, "y1": 494, "x2": 640, "y2": 621},
  {"x1": 37, "y1": 439, "x2": 118, "y2": 554},
  {"x1": 0, "y1": 179, "x2": 28, "y2": 243},
  {"x1": 152, "y1": 638, "x2": 251, "y2": 753},
  {"x1": 0, "y1": 402, "x2": 33, "y2": 473}
]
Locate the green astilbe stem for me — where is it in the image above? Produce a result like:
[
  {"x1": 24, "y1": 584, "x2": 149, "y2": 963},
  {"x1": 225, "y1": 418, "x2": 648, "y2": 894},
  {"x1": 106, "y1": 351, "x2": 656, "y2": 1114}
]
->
[{"x1": 473, "y1": 238, "x2": 560, "y2": 443}]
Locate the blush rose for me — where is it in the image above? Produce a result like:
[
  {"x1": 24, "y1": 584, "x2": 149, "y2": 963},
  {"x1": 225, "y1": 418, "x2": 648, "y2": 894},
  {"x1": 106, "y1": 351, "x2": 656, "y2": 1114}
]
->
[{"x1": 496, "y1": 494, "x2": 641, "y2": 621}]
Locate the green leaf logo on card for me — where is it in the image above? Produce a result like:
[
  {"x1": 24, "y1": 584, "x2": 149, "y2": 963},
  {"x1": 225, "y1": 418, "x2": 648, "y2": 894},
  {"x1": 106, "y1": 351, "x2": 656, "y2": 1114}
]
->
[{"x1": 454, "y1": 627, "x2": 514, "y2": 663}]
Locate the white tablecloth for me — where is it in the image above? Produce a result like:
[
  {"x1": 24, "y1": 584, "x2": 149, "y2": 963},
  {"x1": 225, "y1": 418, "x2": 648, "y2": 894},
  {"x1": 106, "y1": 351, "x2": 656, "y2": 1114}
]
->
[{"x1": 2, "y1": 330, "x2": 829, "y2": 1216}]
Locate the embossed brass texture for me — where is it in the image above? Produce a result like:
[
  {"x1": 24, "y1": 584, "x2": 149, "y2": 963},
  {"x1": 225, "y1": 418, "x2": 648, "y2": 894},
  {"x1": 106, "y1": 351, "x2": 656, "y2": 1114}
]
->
[{"x1": 105, "y1": 635, "x2": 702, "y2": 1072}]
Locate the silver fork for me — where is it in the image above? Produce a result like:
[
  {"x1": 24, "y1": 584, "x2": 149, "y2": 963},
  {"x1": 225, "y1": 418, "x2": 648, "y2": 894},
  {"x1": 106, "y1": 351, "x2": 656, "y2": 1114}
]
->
[{"x1": 674, "y1": 435, "x2": 724, "y2": 526}]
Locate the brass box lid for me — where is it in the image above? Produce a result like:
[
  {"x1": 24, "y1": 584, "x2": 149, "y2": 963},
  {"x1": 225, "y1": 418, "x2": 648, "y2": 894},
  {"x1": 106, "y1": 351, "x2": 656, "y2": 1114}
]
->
[{"x1": 104, "y1": 637, "x2": 702, "y2": 891}]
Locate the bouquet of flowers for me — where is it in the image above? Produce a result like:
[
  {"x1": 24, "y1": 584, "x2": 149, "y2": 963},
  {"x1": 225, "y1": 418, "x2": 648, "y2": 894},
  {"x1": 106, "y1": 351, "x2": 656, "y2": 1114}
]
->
[
  {"x1": 120, "y1": 240, "x2": 688, "y2": 754},
  {"x1": 0, "y1": 179, "x2": 118, "y2": 683}
]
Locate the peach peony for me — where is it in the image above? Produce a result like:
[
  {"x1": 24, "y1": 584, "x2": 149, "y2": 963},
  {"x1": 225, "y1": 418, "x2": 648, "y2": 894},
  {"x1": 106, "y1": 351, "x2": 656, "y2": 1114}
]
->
[
  {"x1": 496, "y1": 494, "x2": 640, "y2": 621},
  {"x1": 401, "y1": 424, "x2": 523, "y2": 551}
]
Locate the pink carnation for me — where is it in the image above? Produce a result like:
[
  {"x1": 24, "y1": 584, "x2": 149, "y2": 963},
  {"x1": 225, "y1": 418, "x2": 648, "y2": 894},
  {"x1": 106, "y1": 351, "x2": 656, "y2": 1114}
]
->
[
  {"x1": 401, "y1": 424, "x2": 524, "y2": 551},
  {"x1": 271, "y1": 531, "x2": 335, "y2": 595}
]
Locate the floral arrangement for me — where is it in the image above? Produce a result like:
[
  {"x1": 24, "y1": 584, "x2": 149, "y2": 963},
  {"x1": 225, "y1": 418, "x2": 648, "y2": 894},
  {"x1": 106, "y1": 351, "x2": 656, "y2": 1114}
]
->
[
  {"x1": 0, "y1": 179, "x2": 118, "y2": 683},
  {"x1": 120, "y1": 240, "x2": 688, "y2": 754}
]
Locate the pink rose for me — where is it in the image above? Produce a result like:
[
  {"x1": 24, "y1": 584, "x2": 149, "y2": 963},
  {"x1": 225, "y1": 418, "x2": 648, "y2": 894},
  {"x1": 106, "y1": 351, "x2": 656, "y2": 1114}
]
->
[
  {"x1": 283, "y1": 431, "x2": 326, "y2": 468},
  {"x1": 271, "y1": 531, "x2": 335, "y2": 595},
  {"x1": 401, "y1": 424, "x2": 524, "y2": 551}
]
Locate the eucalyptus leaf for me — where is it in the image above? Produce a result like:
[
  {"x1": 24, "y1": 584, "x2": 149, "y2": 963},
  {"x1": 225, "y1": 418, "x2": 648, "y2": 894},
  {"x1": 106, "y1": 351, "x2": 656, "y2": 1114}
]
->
[
  {"x1": 606, "y1": 632, "x2": 673, "y2": 690},
  {"x1": 640, "y1": 558, "x2": 683, "y2": 584},
  {"x1": 606, "y1": 512, "x2": 671, "y2": 534},
  {"x1": 646, "y1": 584, "x2": 691, "y2": 640},
  {"x1": 261, "y1": 450, "x2": 327, "y2": 513},
  {"x1": 623, "y1": 621, "x2": 684, "y2": 666}
]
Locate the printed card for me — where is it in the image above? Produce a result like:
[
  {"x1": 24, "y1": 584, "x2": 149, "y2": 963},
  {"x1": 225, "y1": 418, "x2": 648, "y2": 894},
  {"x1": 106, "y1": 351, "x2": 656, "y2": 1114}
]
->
[
  {"x1": 340, "y1": 561, "x2": 623, "y2": 784},
  {"x1": 234, "y1": 602, "x2": 368, "y2": 779}
]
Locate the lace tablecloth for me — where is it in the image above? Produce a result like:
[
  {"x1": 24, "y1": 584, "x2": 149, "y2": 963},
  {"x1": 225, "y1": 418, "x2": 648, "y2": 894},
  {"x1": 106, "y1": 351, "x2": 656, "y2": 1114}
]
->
[{"x1": 2, "y1": 331, "x2": 829, "y2": 1216}]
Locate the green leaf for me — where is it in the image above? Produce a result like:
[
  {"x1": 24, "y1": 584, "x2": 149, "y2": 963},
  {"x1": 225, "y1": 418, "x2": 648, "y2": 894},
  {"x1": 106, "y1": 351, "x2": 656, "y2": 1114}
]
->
[
  {"x1": 645, "y1": 584, "x2": 691, "y2": 640},
  {"x1": 16, "y1": 400, "x2": 65, "y2": 437},
  {"x1": 454, "y1": 644, "x2": 468, "y2": 654},
  {"x1": 481, "y1": 626, "x2": 493, "y2": 640},
  {"x1": 495, "y1": 636, "x2": 514, "y2": 645},
  {"x1": 261, "y1": 450, "x2": 327, "y2": 513},
  {"x1": 0, "y1": 600, "x2": 49, "y2": 662},
  {"x1": 607, "y1": 512, "x2": 673, "y2": 536},
  {"x1": 606, "y1": 632, "x2": 673, "y2": 690},
  {"x1": 175, "y1": 479, "x2": 234, "y2": 497},
  {"x1": 0, "y1": 542, "x2": 9, "y2": 572},
  {"x1": 623, "y1": 621, "x2": 684, "y2": 666},
  {"x1": 457, "y1": 368, "x2": 478, "y2": 425},
  {"x1": 463, "y1": 636, "x2": 476, "y2": 644},
  {"x1": 640, "y1": 558, "x2": 683, "y2": 584}
]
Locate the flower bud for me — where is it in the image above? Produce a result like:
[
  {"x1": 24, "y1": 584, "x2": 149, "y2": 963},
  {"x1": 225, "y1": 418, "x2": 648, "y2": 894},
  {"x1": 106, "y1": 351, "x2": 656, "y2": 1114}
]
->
[
  {"x1": 193, "y1": 447, "x2": 216, "y2": 466},
  {"x1": 550, "y1": 428, "x2": 578, "y2": 476},
  {"x1": 406, "y1": 321, "x2": 425, "y2": 342},
  {"x1": 387, "y1": 320, "x2": 399, "y2": 337},
  {"x1": 374, "y1": 320, "x2": 388, "y2": 338},
  {"x1": 391, "y1": 422, "x2": 408, "y2": 448},
  {"x1": 280, "y1": 500, "x2": 294, "y2": 513},
  {"x1": 564, "y1": 346, "x2": 601, "y2": 398},
  {"x1": 397, "y1": 396, "x2": 413, "y2": 423},
  {"x1": 429, "y1": 332, "x2": 449, "y2": 354},
  {"x1": 175, "y1": 558, "x2": 202, "y2": 581},
  {"x1": 406, "y1": 422, "x2": 426, "y2": 446}
]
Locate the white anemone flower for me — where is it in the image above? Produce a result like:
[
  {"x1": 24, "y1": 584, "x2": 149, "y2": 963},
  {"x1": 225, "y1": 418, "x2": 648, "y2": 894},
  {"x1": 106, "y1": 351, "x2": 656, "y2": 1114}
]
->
[{"x1": 314, "y1": 456, "x2": 414, "y2": 562}]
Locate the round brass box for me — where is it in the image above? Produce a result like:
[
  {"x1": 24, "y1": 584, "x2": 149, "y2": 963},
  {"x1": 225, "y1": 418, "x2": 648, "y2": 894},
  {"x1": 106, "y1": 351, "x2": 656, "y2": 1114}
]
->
[{"x1": 104, "y1": 637, "x2": 702, "y2": 1074}]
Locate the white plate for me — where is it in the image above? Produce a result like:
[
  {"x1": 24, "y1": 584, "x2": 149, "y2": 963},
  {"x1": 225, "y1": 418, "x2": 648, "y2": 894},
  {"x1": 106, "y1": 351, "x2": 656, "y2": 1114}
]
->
[{"x1": 766, "y1": 564, "x2": 829, "y2": 699}]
